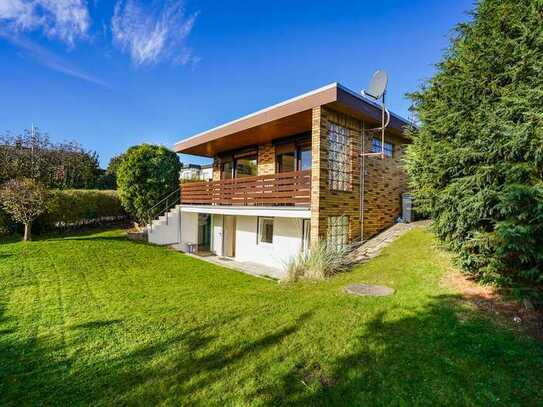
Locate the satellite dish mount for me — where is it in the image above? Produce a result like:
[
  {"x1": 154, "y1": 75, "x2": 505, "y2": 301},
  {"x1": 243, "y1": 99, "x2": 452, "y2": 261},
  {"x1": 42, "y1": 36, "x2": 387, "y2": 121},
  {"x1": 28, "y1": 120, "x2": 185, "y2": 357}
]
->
[{"x1": 361, "y1": 70, "x2": 390, "y2": 159}]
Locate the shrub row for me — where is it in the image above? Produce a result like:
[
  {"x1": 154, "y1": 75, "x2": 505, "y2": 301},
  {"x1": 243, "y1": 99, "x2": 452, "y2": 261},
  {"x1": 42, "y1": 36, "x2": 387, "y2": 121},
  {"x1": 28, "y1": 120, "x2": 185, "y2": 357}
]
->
[{"x1": 35, "y1": 189, "x2": 128, "y2": 232}]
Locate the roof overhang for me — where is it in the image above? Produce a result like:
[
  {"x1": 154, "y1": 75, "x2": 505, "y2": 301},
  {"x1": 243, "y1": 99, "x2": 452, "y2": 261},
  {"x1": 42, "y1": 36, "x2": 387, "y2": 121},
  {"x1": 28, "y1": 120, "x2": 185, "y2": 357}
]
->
[{"x1": 174, "y1": 82, "x2": 411, "y2": 157}]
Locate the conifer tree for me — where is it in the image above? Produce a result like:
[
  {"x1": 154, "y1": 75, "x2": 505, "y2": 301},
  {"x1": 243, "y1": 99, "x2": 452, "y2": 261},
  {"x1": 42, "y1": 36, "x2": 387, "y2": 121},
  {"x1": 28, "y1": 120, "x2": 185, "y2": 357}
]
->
[{"x1": 406, "y1": 0, "x2": 543, "y2": 292}]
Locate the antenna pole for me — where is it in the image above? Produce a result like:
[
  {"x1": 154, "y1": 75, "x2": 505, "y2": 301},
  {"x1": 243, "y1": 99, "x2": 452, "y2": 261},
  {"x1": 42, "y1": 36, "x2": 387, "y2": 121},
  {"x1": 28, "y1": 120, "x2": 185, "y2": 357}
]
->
[{"x1": 381, "y1": 92, "x2": 386, "y2": 159}]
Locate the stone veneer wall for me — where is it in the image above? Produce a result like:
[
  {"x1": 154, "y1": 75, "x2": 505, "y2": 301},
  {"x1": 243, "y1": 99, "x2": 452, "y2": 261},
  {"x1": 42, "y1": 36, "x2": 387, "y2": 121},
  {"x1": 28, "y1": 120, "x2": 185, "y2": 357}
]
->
[
  {"x1": 212, "y1": 160, "x2": 221, "y2": 181},
  {"x1": 257, "y1": 143, "x2": 275, "y2": 175}
]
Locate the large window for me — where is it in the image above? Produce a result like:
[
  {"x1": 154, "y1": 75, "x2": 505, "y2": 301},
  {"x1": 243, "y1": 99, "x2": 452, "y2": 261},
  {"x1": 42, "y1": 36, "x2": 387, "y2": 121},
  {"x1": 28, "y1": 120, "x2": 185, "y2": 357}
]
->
[
  {"x1": 221, "y1": 160, "x2": 233, "y2": 179},
  {"x1": 258, "y1": 217, "x2": 274, "y2": 244},
  {"x1": 234, "y1": 155, "x2": 257, "y2": 178},
  {"x1": 276, "y1": 151, "x2": 296, "y2": 173},
  {"x1": 221, "y1": 151, "x2": 258, "y2": 179},
  {"x1": 371, "y1": 138, "x2": 394, "y2": 158},
  {"x1": 327, "y1": 216, "x2": 349, "y2": 250},
  {"x1": 328, "y1": 123, "x2": 351, "y2": 191},
  {"x1": 299, "y1": 145, "x2": 312, "y2": 170},
  {"x1": 276, "y1": 141, "x2": 312, "y2": 173}
]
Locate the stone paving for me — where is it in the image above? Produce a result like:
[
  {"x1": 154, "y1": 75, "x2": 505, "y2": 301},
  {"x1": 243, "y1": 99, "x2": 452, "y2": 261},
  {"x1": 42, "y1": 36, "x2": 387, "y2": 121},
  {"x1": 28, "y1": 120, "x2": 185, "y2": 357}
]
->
[{"x1": 348, "y1": 220, "x2": 431, "y2": 265}]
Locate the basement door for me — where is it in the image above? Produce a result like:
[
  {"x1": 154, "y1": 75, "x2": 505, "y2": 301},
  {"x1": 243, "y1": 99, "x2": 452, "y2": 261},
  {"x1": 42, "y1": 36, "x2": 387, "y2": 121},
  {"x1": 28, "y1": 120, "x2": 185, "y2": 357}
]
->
[{"x1": 223, "y1": 215, "x2": 236, "y2": 258}]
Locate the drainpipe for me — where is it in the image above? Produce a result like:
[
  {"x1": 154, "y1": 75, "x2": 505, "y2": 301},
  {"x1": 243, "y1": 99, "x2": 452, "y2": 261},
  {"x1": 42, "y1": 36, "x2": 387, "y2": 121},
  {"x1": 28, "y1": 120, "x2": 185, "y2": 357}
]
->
[{"x1": 360, "y1": 120, "x2": 366, "y2": 242}]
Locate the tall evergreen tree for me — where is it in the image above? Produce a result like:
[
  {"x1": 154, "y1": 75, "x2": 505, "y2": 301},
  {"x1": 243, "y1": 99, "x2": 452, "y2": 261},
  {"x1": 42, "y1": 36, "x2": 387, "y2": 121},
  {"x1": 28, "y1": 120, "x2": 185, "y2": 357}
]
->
[{"x1": 406, "y1": 0, "x2": 543, "y2": 292}]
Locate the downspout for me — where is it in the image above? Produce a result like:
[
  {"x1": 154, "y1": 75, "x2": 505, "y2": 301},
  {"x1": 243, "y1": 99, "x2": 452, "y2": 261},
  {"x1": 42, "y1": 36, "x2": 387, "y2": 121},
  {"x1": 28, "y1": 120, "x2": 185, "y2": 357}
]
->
[{"x1": 360, "y1": 120, "x2": 366, "y2": 242}]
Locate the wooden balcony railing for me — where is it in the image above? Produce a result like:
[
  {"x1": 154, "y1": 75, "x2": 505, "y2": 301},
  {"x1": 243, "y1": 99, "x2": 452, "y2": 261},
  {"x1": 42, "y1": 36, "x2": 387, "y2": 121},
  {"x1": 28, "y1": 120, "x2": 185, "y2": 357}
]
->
[{"x1": 180, "y1": 170, "x2": 311, "y2": 207}]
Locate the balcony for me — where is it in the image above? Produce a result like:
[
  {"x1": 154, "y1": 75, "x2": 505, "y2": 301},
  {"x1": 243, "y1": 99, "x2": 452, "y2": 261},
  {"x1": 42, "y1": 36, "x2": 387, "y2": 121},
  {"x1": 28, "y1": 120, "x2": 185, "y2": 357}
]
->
[{"x1": 180, "y1": 170, "x2": 311, "y2": 207}]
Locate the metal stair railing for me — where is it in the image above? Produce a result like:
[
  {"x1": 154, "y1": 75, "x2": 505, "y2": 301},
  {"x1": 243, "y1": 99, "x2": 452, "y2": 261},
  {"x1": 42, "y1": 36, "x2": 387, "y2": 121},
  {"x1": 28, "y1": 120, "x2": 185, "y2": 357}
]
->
[{"x1": 147, "y1": 188, "x2": 180, "y2": 232}]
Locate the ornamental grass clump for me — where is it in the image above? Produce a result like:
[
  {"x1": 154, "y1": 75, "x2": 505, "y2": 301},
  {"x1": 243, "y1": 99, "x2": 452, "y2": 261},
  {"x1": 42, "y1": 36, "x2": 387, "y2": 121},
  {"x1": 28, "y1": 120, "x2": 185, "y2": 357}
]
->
[{"x1": 286, "y1": 242, "x2": 350, "y2": 281}]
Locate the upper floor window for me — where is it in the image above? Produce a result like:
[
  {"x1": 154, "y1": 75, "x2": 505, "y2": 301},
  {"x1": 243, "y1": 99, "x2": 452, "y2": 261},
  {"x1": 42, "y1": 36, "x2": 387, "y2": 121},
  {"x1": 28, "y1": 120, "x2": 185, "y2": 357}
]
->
[
  {"x1": 220, "y1": 150, "x2": 257, "y2": 179},
  {"x1": 328, "y1": 123, "x2": 351, "y2": 191},
  {"x1": 275, "y1": 141, "x2": 312, "y2": 173},
  {"x1": 298, "y1": 145, "x2": 312, "y2": 171},
  {"x1": 371, "y1": 138, "x2": 394, "y2": 158},
  {"x1": 235, "y1": 155, "x2": 257, "y2": 178},
  {"x1": 276, "y1": 150, "x2": 296, "y2": 173}
]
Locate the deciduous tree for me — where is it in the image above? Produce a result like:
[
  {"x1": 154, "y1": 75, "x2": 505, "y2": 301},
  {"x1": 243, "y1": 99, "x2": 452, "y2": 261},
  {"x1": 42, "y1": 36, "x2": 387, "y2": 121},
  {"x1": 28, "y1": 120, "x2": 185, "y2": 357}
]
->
[{"x1": 0, "y1": 178, "x2": 49, "y2": 241}]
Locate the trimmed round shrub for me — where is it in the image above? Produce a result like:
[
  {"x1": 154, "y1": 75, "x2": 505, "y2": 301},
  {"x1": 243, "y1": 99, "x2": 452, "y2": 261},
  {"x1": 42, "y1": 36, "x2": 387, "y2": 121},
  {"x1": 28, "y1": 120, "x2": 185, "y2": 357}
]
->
[{"x1": 116, "y1": 144, "x2": 180, "y2": 223}]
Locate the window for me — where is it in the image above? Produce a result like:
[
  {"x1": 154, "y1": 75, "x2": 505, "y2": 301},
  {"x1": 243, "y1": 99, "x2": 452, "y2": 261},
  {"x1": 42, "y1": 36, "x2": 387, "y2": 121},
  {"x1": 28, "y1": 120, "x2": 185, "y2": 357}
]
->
[
  {"x1": 235, "y1": 155, "x2": 257, "y2": 178},
  {"x1": 276, "y1": 142, "x2": 312, "y2": 173},
  {"x1": 221, "y1": 160, "x2": 233, "y2": 179},
  {"x1": 298, "y1": 146, "x2": 312, "y2": 171},
  {"x1": 276, "y1": 151, "x2": 296, "y2": 173},
  {"x1": 328, "y1": 123, "x2": 351, "y2": 191},
  {"x1": 302, "y1": 219, "x2": 310, "y2": 251},
  {"x1": 327, "y1": 216, "x2": 349, "y2": 250},
  {"x1": 371, "y1": 138, "x2": 394, "y2": 158},
  {"x1": 258, "y1": 217, "x2": 274, "y2": 244}
]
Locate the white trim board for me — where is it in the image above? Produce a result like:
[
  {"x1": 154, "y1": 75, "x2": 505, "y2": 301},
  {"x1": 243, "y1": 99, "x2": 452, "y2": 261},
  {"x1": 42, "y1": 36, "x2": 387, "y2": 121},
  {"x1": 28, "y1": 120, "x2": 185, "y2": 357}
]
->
[{"x1": 180, "y1": 205, "x2": 310, "y2": 219}]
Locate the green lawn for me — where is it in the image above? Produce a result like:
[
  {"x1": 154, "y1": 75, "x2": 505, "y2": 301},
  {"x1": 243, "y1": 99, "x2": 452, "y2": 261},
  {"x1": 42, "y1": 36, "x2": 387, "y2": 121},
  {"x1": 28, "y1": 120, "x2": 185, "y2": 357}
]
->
[{"x1": 1, "y1": 228, "x2": 542, "y2": 406}]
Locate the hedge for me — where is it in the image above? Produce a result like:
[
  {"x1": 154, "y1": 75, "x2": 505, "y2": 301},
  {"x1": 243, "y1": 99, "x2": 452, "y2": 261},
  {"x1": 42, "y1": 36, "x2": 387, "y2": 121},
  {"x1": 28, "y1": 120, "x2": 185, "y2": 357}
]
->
[
  {"x1": 0, "y1": 208, "x2": 15, "y2": 236},
  {"x1": 35, "y1": 189, "x2": 128, "y2": 232}
]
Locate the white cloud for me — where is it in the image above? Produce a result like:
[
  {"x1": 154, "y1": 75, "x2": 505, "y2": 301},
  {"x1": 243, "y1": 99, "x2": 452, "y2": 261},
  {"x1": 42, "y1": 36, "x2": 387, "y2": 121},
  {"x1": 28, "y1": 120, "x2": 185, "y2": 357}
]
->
[
  {"x1": 0, "y1": 0, "x2": 90, "y2": 46},
  {"x1": 1, "y1": 32, "x2": 109, "y2": 87},
  {"x1": 111, "y1": 0, "x2": 197, "y2": 66}
]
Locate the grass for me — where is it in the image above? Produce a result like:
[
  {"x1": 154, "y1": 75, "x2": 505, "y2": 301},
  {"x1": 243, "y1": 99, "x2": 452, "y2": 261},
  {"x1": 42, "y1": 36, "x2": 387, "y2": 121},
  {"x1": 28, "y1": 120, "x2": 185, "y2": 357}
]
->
[{"x1": 0, "y1": 228, "x2": 542, "y2": 406}]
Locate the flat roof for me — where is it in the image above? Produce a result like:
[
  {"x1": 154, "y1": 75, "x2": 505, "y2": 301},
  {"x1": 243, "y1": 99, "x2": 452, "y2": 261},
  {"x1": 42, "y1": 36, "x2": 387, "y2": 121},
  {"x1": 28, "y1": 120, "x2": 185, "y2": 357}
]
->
[{"x1": 175, "y1": 82, "x2": 411, "y2": 157}]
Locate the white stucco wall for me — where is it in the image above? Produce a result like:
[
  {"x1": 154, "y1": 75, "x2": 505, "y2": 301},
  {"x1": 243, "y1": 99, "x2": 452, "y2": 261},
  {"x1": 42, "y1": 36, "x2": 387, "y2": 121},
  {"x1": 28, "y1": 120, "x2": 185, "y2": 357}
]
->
[
  {"x1": 179, "y1": 211, "x2": 198, "y2": 251},
  {"x1": 234, "y1": 216, "x2": 304, "y2": 271},
  {"x1": 212, "y1": 214, "x2": 223, "y2": 257}
]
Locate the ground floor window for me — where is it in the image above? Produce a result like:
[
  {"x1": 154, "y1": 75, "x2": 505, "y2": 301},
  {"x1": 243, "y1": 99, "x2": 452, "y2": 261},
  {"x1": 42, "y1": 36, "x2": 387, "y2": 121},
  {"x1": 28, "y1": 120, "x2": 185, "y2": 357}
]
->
[
  {"x1": 258, "y1": 217, "x2": 274, "y2": 244},
  {"x1": 327, "y1": 216, "x2": 349, "y2": 250},
  {"x1": 302, "y1": 219, "x2": 310, "y2": 251}
]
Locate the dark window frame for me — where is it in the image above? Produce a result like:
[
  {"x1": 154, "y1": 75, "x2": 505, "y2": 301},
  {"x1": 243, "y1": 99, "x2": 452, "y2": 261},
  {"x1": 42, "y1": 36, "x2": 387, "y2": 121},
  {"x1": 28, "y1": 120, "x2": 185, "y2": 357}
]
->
[
  {"x1": 275, "y1": 140, "x2": 312, "y2": 173},
  {"x1": 371, "y1": 137, "x2": 394, "y2": 158},
  {"x1": 257, "y1": 216, "x2": 274, "y2": 245}
]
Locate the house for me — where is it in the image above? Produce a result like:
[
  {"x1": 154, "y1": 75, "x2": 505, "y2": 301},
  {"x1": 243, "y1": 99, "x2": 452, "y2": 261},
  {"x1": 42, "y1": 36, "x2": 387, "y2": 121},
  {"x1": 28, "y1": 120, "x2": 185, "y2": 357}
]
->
[
  {"x1": 179, "y1": 163, "x2": 213, "y2": 182},
  {"x1": 149, "y1": 82, "x2": 411, "y2": 275}
]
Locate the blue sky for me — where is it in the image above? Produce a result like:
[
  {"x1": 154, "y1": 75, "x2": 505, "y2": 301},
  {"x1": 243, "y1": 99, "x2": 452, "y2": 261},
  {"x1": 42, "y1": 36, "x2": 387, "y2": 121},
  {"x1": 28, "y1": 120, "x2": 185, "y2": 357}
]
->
[{"x1": 0, "y1": 0, "x2": 474, "y2": 167}]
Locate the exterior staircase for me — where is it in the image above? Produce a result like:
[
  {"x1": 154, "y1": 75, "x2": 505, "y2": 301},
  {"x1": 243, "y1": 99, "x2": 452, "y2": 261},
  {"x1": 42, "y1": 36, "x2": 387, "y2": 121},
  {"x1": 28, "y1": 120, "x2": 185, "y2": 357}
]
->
[
  {"x1": 144, "y1": 188, "x2": 182, "y2": 245},
  {"x1": 146, "y1": 204, "x2": 182, "y2": 245}
]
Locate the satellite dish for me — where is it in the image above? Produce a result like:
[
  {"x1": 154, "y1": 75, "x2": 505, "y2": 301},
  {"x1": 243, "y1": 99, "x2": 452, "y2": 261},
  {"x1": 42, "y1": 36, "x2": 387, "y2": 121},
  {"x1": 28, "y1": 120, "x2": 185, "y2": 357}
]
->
[{"x1": 364, "y1": 70, "x2": 388, "y2": 99}]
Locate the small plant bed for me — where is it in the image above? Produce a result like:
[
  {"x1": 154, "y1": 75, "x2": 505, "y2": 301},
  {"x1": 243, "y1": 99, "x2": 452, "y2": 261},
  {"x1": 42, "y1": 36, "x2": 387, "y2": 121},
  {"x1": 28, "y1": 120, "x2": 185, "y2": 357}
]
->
[{"x1": 1, "y1": 228, "x2": 542, "y2": 405}]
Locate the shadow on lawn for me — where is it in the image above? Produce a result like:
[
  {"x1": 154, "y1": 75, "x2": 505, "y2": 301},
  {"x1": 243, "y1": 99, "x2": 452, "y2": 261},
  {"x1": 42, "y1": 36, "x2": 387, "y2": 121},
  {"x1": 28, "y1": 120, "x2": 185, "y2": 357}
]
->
[
  {"x1": 254, "y1": 295, "x2": 543, "y2": 406},
  {"x1": 0, "y1": 308, "x2": 314, "y2": 405},
  {"x1": 2, "y1": 287, "x2": 543, "y2": 405}
]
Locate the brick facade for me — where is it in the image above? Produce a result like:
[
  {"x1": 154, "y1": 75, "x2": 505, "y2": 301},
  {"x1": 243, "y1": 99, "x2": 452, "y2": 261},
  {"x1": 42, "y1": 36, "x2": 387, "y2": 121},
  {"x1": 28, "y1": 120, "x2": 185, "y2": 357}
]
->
[
  {"x1": 310, "y1": 106, "x2": 408, "y2": 244},
  {"x1": 310, "y1": 106, "x2": 362, "y2": 244},
  {"x1": 361, "y1": 136, "x2": 407, "y2": 239},
  {"x1": 209, "y1": 105, "x2": 408, "y2": 243}
]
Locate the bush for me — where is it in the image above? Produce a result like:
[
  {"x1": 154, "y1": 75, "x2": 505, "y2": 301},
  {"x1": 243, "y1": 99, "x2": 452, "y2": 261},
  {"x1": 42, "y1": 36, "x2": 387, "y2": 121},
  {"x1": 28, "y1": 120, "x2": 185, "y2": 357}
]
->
[
  {"x1": 116, "y1": 144, "x2": 180, "y2": 223},
  {"x1": 35, "y1": 190, "x2": 127, "y2": 232},
  {"x1": 286, "y1": 242, "x2": 350, "y2": 281},
  {"x1": 0, "y1": 208, "x2": 15, "y2": 236},
  {"x1": 405, "y1": 0, "x2": 543, "y2": 292}
]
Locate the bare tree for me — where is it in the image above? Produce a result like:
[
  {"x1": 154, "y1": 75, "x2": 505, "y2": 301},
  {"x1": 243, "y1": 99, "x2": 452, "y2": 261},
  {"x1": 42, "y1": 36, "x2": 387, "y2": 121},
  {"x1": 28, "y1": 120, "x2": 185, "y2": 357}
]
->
[{"x1": 0, "y1": 178, "x2": 49, "y2": 241}]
